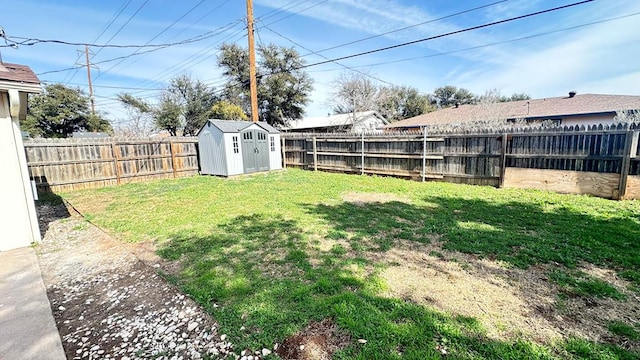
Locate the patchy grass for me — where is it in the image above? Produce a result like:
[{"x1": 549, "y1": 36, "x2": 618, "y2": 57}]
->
[
  {"x1": 61, "y1": 169, "x2": 640, "y2": 359},
  {"x1": 549, "y1": 270, "x2": 627, "y2": 300},
  {"x1": 608, "y1": 321, "x2": 640, "y2": 341}
]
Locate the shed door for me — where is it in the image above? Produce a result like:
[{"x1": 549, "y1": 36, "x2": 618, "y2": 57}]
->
[{"x1": 241, "y1": 129, "x2": 270, "y2": 173}]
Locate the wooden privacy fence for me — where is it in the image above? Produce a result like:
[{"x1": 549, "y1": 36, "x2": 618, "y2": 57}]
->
[
  {"x1": 24, "y1": 137, "x2": 199, "y2": 192},
  {"x1": 282, "y1": 123, "x2": 640, "y2": 199}
]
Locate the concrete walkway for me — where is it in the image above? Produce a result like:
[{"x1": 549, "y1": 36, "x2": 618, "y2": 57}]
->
[{"x1": 0, "y1": 247, "x2": 66, "y2": 360}]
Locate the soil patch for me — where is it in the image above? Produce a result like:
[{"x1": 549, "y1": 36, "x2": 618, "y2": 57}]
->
[
  {"x1": 373, "y1": 239, "x2": 640, "y2": 350},
  {"x1": 36, "y1": 204, "x2": 237, "y2": 359},
  {"x1": 276, "y1": 318, "x2": 351, "y2": 360}
]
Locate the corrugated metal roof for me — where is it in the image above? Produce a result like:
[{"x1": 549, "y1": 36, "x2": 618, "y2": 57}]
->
[{"x1": 387, "y1": 93, "x2": 640, "y2": 128}]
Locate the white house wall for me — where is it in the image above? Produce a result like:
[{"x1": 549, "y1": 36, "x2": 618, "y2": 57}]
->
[
  {"x1": 0, "y1": 91, "x2": 41, "y2": 251},
  {"x1": 561, "y1": 114, "x2": 615, "y2": 127},
  {"x1": 223, "y1": 133, "x2": 244, "y2": 175}
]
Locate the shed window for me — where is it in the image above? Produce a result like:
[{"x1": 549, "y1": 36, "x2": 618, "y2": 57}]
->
[
  {"x1": 232, "y1": 136, "x2": 239, "y2": 153},
  {"x1": 270, "y1": 136, "x2": 275, "y2": 152}
]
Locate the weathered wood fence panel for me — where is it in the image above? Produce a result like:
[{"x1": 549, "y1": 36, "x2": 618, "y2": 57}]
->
[
  {"x1": 282, "y1": 123, "x2": 640, "y2": 199},
  {"x1": 24, "y1": 137, "x2": 198, "y2": 192}
]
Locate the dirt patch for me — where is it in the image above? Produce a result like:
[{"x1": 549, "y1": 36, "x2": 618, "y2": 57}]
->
[
  {"x1": 371, "y1": 239, "x2": 640, "y2": 350},
  {"x1": 36, "y1": 204, "x2": 238, "y2": 359},
  {"x1": 341, "y1": 192, "x2": 411, "y2": 206},
  {"x1": 276, "y1": 318, "x2": 352, "y2": 360},
  {"x1": 377, "y1": 240, "x2": 562, "y2": 342}
]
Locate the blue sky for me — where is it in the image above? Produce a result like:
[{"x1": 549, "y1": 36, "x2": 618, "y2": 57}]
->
[{"x1": 2, "y1": 0, "x2": 639, "y2": 128}]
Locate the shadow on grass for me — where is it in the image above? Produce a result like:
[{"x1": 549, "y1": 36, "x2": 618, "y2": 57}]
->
[
  {"x1": 35, "y1": 192, "x2": 71, "y2": 237},
  {"x1": 154, "y1": 212, "x2": 638, "y2": 359},
  {"x1": 308, "y1": 196, "x2": 640, "y2": 287},
  {"x1": 305, "y1": 196, "x2": 640, "y2": 358}
]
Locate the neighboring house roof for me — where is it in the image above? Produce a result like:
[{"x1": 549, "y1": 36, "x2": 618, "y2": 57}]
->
[
  {"x1": 198, "y1": 119, "x2": 280, "y2": 135},
  {"x1": 72, "y1": 132, "x2": 110, "y2": 138},
  {"x1": 0, "y1": 62, "x2": 41, "y2": 93},
  {"x1": 387, "y1": 93, "x2": 640, "y2": 129},
  {"x1": 282, "y1": 111, "x2": 389, "y2": 131}
]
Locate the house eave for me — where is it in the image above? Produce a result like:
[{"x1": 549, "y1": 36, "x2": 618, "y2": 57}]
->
[{"x1": 0, "y1": 80, "x2": 42, "y2": 94}]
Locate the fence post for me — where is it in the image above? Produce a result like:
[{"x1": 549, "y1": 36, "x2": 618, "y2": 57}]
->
[
  {"x1": 312, "y1": 136, "x2": 318, "y2": 171},
  {"x1": 111, "y1": 139, "x2": 122, "y2": 185},
  {"x1": 361, "y1": 132, "x2": 365, "y2": 175},
  {"x1": 281, "y1": 136, "x2": 287, "y2": 169},
  {"x1": 618, "y1": 130, "x2": 639, "y2": 199},
  {"x1": 499, "y1": 133, "x2": 508, "y2": 188},
  {"x1": 422, "y1": 127, "x2": 427, "y2": 182},
  {"x1": 170, "y1": 140, "x2": 178, "y2": 178}
]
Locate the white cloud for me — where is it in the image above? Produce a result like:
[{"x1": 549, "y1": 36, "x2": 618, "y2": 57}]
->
[{"x1": 452, "y1": 10, "x2": 640, "y2": 97}]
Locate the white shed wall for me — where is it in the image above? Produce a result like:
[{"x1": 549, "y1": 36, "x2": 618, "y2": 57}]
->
[
  {"x1": 223, "y1": 133, "x2": 244, "y2": 175},
  {"x1": 269, "y1": 134, "x2": 282, "y2": 170},
  {"x1": 198, "y1": 126, "x2": 228, "y2": 176},
  {"x1": 0, "y1": 91, "x2": 41, "y2": 251}
]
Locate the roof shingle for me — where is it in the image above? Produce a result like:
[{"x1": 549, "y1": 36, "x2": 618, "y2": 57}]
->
[
  {"x1": 0, "y1": 62, "x2": 40, "y2": 84},
  {"x1": 387, "y1": 94, "x2": 640, "y2": 128}
]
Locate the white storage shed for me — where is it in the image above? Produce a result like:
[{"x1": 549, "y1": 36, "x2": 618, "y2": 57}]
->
[{"x1": 197, "y1": 119, "x2": 282, "y2": 176}]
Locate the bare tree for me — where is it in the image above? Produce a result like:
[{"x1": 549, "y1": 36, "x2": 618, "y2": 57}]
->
[
  {"x1": 615, "y1": 109, "x2": 640, "y2": 124},
  {"x1": 329, "y1": 72, "x2": 432, "y2": 126},
  {"x1": 115, "y1": 93, "x2": 156, "y2": 137}
]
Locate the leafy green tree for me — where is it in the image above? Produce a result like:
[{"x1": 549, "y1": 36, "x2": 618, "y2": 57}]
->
[
  {"x1": 431, "y1": 85, "x2": 476, "y2": 108},
  {"x1": 164, "y1": 75, "x2": 218, "y2": 136},
  {"x1": 378, "y1": 85, "x2": 434, "y2": 121},
  {"x1": 24, "y1": 83, "x2": 111, "y2": 138},
  {"x1": 217, "y1": 43, "x2": 313, "y2": 126},
  {"x1": 500, "y1": 92, "x2": 531, "y2": 102},
  {"x1": 209, "y1": 100, "x2": 248, "y2": 120},
  {"x1": 155, "y1": 94, "x2": 183, "y2": 136}
]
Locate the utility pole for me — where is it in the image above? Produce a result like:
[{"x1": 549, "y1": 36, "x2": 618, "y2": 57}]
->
[
  {"x1": 84, "y1": 45, "x2": 95, "y2": 115},
  {"x1": 246, "y1": 0, "x2": 259, "y2": 123}
]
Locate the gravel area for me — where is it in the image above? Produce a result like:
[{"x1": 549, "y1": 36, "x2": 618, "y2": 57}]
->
[{"x1": 35, "y1": 204, "x2": 243, "y2": 359}]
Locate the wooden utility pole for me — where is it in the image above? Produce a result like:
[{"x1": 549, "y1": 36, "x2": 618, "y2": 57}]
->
[
  {"x1": 246, "y1": 0, "x2": 259, "y2": 123},
  {"x1": 85, "y1": 45, "x2": 95, "y2": 115}
]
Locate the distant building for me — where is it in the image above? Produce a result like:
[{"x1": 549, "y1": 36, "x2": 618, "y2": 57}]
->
[
  {"x1": 72, "y1": 131, "x2": 110, "y2": 138},
  {"x1": 281, "y1": 111, "x2": 389, "y2": 133},
  {"x1": 386, "y1": 93, "x2": 640, "y2": 130}
]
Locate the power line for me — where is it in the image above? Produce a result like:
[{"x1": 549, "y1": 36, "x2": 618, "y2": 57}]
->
[
  {"x1": 298, "y1": 0, "x2": 508, "y2": 58},
  {"x1": 304, "y1": 11, "x2": 640, "y2": 73},
  {"x1": 256, "y1": 0, "x2": 313, "y2": 21},
  {"x1": 260, "y1": 21, "x2": 399, "y2": 89},
  {"x1": 91, "y1": 0, "x2": 149, "y2": 58},
  {"x1": 290, "y1": 0, "x2": 595, "y2": 71},
  {"x1": 38, "y1": 20, "x2": 244, "y2": 78},
  {"x1": 95, "y1": 0, "x2": 208, "y2": 80},
  {"x1": 64, "y1": 0, "x2": 136, "y2": 85},
  {"x1": 258, "y1": 0, "x2": 329, "y2": 27}
]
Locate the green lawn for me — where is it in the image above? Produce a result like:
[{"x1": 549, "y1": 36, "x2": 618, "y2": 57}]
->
[{"x1": 61, "y1": 169, "x2": 640, "y2": 359}]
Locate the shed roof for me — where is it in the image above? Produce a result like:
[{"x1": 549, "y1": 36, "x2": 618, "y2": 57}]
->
[
  {"x1": 387, "y1": 93, "x2": 640, "y2": 128},
  {"x1": 199, "y1": 119, "x2": 280, "y2": 135},
  {"x1": 282, "y1": 111, "x2": 388, "y2": 130}
]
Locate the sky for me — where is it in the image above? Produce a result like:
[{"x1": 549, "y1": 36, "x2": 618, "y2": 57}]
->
[{"x1": 2, "y1": 0, "x2": 640, "y2": 129}]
